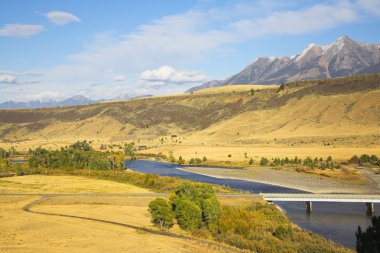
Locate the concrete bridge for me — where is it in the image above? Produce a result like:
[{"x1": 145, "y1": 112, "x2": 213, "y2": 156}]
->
[{"x1": 259, "y1": 193, "x2": 380, "y2": 215}]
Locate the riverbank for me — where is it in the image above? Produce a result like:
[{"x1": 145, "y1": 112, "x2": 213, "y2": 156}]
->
[{"x1": 179, "y1": 166, "x2": 380, "y2": 194}]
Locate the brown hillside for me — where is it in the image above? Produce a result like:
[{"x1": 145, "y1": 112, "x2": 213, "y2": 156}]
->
[{"x1": 0, "y1": 74, "x2": 379, "y2": 159}]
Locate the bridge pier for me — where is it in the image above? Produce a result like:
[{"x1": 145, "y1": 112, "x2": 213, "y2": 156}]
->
[
  {"x1": 366, "y1": 202, "x2": 374, "y2": 216},
  {"x1": 306, "y1": 201, "x2": 312, "y2": 213}
]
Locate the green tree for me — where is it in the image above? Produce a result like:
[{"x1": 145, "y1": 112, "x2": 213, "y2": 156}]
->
[
  {"x1": 70, "y1": 140, "x2": 92, "y2": 151},
  {"x1": 175, "y1": 198, "x2": 202, "y2": 231},
  {"x1": 356, "y1": 216, "x2": 380, "y2": 253},
  {"x1": 148, "y1": 198, "x2": 174, "y2": 229},
  {"x1": 201, "y1": 197, "x2": 221, "y2": 230},
  {"x1": 250, "y1": 88, "x2": 255, "y2": 96},
  {"x1": 249, "y1": 158, "x2": 254, "y2": 165},
  {"x1": 202, "y1": 156, "x2": 207, "y2": 162},
  {"x1": 350, "y1": 155, "x2": 360, "y2": 164},
  {"x1": 124, "y1": 143, "x2": 136, "y2": 159}
]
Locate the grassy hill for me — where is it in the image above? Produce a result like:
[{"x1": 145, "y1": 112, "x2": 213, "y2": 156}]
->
[{"x1": 0, "y1": 74, "x2": 379, "y2": 160}]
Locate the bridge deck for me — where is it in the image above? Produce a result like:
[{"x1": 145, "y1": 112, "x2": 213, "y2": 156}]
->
[{"x1": 260, "y1": 193, "x2": 380, "y2": 203}]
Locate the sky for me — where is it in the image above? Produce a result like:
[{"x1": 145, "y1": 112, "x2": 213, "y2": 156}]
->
[{"x1": 0, "y1": 0, "x2": 380, "y2": 102}]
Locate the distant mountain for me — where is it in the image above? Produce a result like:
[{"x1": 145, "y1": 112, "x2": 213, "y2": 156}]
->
[
  {"x1": 187, "y1": 36, "x2": 380, "y2": 92},
  {"x1": 0, "y1": 95, "x2": 94, "y2": 109}
]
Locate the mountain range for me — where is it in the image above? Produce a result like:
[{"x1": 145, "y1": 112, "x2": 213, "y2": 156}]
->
[
  {"x1": 187, "y1": 36, "x2": 380, "y2": 92},
  {"x1": 0, "y1": 95, "x2": 94, "y2": 109}
]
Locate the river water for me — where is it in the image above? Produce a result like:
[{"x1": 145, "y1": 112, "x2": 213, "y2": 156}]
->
[{"x1": 125, "y1": 159, "x2": 379, "y2": 249}]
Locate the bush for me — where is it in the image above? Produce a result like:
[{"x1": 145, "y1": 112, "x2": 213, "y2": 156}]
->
[
  {"x1": 189, "y1": 158, "x2": 202, "y2": 164},
  {"x1": 260, "y1": 157, "x2": 269, "y2": 166},
  {"x1": 175, "y1": 198, "x2": 202, "y2": 231},
  {"x1": 148, "y1": 198, "x2": 174, "y2": 229},
  {"x1": 273, "y1": 225, "x2": 293, "y2": 239},
  {"x1": 249, "y1": 158, "x2": 254, "y2": 165}
]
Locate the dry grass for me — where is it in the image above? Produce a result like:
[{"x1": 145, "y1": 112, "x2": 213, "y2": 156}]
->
[
  {"x1": 0, "y1": 196, "x2": 228, "y2": 253},
  {"x1": 0, "y1": 175, "x2": 151, "y2": 194},
  {"x1": 0, "y1": 176, "x2": 236, "y2": 253},
  {"x1": 192, "y1": 84, "x2": 279, "y2": 94},
  {"x1": 0, "y1": 74, "x2": 379, "y2": 162}
]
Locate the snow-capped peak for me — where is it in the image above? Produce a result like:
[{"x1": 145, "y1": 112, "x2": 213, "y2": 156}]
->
[{"x1": 295, "y1": 43, "x2": 316, "y2": 62}]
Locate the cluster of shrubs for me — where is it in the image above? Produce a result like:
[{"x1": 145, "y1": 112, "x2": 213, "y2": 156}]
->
[
  {"x1": 258, "y1": 155, "x2": 341, "y2": 169},
  {"x1": 188, "y1": 156, "x2": 207, "y2": 165},
  {"x1": 28, "y1": 141, "x2": 125, "y2": 170},
  {"x1": 350, "y1": 154, "x2": 379, "y2": 166},
  {"x1": 148, "y1": 182, "x2": 221, "y2": 232},
  {"x1": 302, "y1": 156, "x2": 340, "y2": 169}
]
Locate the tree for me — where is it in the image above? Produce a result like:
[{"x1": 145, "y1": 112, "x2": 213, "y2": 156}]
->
[
  {"x1": 260, "y1": 157, "x2": 269, "y2": 166},
  {"x1": 168, "y1": 151, "x2": 176, "y2": 163},
  {"x1": 250, "y1": 88, "x2": 255, "y2": 96},
  {"x1": 178, "y1": 156, "x2": 185, "y2": 165},
  {"x1": 249, "y1": 158, "x2": 254, "y2": 165},
  {"x1": 202, "y1": 156, "x2": 207, "y2": 162},
  {"x1": 201, "y1": 197, "x2": 221, "y2": 230},
  {"x1": 356, "y1": 216, "x2": 380, "y2": 253},
  {"x1": 360, "y1": 154, "x2": 371, "y2": 164},
  {"x1": 370, "y1": 155, "x2": 379, "y2": 164},
  {"x1": 278, "y1": 83, "x2": 286, "y2": 92},
  {"x1": 70, "y1": 140, "x2": 92, "y2": 151},
  {"x1": 148, "y1": 198, "x2": 174, "y2": 229},
  {"x1": 124, "y1": 143, "x2": 136, "y2": 159},
  {"x1": 175, "y1": 198, "x2": 202, "y2": 231},
  {"x1": 350, "y1": 155, "x2": 360, "y2": 164}
]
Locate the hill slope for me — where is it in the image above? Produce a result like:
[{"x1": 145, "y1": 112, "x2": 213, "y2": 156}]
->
[
  {"x1": 0, "y1": 74, "x2": 379, "y2": 158},
  {"x1": 188, "y1": 36, "x2": 380, "y2": 92}
]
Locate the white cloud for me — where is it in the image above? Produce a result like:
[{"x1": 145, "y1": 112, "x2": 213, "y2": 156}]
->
[
  {"x1": 113, "y1": 74, "x2": 126, "y2": 81},
  {"x1": 0, "y1": 71, "x2": 42, "y2": 85},
  {"x1": 0, "y1": 24, "x2": 44, "y2": 38},
  {"x1": 26, "y1": 91, "x2": 61, "y2": 101},
  {"x1": 231, "y1": 2, "x2": 358, "y2": 37},
  {"x1": 45, "y1": 11, "x2": 81, "y2": 25},
  {"x1": 140, "y1": 66, "x2": 208, "y2": 86},
  {"x1": 357, "y1": 0, "x2": 380, "y2": 17},
  {"x1": 0, "y1": 74, "x2": 17, "y2": 84}
]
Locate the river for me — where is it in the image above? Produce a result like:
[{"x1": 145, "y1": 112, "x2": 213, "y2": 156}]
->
[{"x1": 125, "y1": 159, "x2": 379, "y2": 249}]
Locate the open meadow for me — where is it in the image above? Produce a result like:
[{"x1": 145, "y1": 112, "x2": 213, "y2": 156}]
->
[{"x1": 0, "y1": 175, "x2": 238, "y2": 253}]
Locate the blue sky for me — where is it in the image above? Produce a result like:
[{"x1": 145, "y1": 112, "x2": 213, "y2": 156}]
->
[{"x1": 1, "y1": 0, "x2": 380, "y2": 102}]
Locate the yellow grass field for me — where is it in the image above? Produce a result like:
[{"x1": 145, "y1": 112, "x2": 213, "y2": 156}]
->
[
  {"x1": 0, "y1": 175, "x2": 237, "y2": 253},
  {"x1": 0, "y1": 175, "x2": 150, "y2": 194}
]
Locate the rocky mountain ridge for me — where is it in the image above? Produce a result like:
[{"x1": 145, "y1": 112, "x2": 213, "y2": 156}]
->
[{"x1": 187, "y1": 36, "x2": 380, "y2": 92}]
